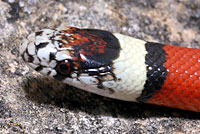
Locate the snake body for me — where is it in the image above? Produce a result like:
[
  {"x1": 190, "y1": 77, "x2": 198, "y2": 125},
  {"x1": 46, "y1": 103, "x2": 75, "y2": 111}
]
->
[{"x1": 20, "y1": 27, "x2": 200, "y2": 112}]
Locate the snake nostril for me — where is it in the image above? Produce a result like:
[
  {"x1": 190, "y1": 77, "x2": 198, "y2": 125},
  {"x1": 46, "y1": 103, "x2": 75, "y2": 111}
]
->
[
  {"x1": 21, "y1": 51, "x2": 34, "y2": 63},
  {"x1": 28, "y1": 55, "x2": 34, "y2": 62}
]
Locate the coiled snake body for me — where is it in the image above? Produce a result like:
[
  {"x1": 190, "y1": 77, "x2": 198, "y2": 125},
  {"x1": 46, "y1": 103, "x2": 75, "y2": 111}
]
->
[{"x1": 20, "y1": 27, "x2": 200, "y2": 112}]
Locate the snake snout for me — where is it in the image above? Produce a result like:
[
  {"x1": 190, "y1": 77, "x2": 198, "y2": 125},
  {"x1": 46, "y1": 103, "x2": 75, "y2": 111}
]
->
[
  {"x1": 20, "y1": 30, "x2": 60, "y2": 77},
  {"x1": 20, "y1": 35, "x2": 40, "y2": 69}
]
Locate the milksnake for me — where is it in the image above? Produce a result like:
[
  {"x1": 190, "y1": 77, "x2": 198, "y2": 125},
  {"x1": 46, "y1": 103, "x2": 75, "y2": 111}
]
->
[{"x1": 20, "y1": 27, "x2": 200, "y2": 112}]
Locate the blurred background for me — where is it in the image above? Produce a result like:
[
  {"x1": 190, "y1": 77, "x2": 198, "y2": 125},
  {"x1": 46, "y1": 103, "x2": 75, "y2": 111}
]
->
[{"x1": 0, "y1": 0, "x2": 200, "y2": 133}]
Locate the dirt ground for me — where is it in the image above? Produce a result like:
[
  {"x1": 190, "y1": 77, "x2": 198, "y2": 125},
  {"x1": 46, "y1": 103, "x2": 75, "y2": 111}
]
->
[{"x1": 0, "y1": 0, "x2": 200, "y2": 133}]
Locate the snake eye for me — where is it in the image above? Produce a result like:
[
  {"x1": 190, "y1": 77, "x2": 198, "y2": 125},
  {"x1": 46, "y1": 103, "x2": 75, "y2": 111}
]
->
[{"x1": 57, "y1": 61, "x2": 71, "y2": 75}]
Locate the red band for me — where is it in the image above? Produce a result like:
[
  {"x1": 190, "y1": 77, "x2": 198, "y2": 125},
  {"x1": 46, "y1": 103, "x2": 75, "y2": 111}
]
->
[{"x1": 147, "y1": 45, "x2": 200, "y2": 112}]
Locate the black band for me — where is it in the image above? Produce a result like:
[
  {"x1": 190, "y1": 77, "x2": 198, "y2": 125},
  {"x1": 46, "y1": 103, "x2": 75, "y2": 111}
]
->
[{"x1": 137, "y1": 42, "x2": 167, "y2": 102}]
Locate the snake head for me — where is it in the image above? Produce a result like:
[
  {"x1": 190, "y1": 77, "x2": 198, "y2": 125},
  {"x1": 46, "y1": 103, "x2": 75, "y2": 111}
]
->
[{"x1": 20, "y1": 27, "x2": 120, "y2": 83}]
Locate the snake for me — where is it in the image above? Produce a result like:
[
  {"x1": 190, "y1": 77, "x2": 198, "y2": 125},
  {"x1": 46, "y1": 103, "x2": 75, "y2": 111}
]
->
[{"x1": 19, "y1": 26, "x2": 200, "y2": 112}]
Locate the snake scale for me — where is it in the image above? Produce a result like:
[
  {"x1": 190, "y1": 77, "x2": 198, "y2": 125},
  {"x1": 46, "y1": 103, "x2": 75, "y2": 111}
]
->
[{"x1": 20, "y1": 27, "x2": 200, "y2": 112}]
